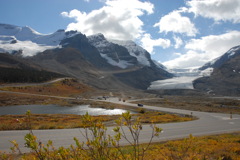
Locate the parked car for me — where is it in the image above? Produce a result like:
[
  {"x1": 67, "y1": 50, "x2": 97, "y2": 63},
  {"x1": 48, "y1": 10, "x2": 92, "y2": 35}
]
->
[{"x1": 137, "y1": 104, "x2": 143, "y2": 107}]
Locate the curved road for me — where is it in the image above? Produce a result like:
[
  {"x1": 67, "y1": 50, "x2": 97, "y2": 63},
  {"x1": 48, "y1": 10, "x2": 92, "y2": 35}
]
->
[{"x1": 0, "y1": 97, "x2": 240, "y2": 153}]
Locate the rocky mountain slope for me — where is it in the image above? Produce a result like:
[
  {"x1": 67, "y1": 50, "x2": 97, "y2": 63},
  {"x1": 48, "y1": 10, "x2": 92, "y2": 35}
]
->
[
  {"x1": 0, "y1": 23, "x2": 172, "y2": 90},
  {"x1": 0, "y1": 52, "x2": 64, "y2": 83},
  {"x1": 194, "y1": 45, "x2": 240, "y2": 95}
]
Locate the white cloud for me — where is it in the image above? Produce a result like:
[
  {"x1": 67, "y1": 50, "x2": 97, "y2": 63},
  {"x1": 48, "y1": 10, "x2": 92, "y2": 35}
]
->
[
  {"x1": 173, "y1": 52, "x2": 182, "y2": 56},
  {"x1": 187, "y1": 0, "x2": 240, "y2": 23},
  {"x1": 163, "y1": 30, "x2": 240, "y2": 69},
  {"x1": 163, "y1": 50, "x2": 209, "y2": 69},
  {"x1": 173, "y1": 36, "x2": 183, "y2": 49},
  {"x1": 0, "y1": 40, "x2": 57, "y2": 57},
  {"x1": 61, "y1": 0, "x2": 154, "y2": 40},
  {"x1": 140, "y1": 33, "x2": 171, "y2": 54},
  {"x1": 154, "y1": 10, "x2": 198, "y2": 36},
  {"x1": 185, "y1": 30, "x2": 240, "y2": 58}
]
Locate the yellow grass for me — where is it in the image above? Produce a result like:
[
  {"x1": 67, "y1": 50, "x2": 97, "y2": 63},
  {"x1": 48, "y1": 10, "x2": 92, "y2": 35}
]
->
[
  {"x1": 0, "y1": 114, "x2": 119, "y2": 130},
  {"x1": 0, "y1": 111, "x2": 193, "y2": 131},
  {"x1": 145, "y1": 133, "x2": 240, "y2": 159}
]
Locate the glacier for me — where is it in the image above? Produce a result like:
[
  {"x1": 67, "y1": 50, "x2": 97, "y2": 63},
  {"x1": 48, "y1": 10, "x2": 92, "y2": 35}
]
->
[{"x1": 148, "y1": 67, "x2": 213, "y2": 90}]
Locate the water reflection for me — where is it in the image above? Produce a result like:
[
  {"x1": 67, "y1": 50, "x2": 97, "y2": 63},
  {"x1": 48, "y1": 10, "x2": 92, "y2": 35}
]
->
[{"x1": 0, "y1": 105, "x2": 132, "y2": 115}]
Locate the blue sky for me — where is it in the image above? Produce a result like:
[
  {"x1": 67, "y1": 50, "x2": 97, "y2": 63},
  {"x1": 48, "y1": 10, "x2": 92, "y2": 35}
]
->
[{"x1": 1, "y1": 0, "x2": 240, "y2": 69}]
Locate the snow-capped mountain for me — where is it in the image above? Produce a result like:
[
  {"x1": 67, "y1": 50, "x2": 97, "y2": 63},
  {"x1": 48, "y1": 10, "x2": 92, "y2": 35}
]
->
[
  {"x1": 0, "y1": 24, "x2": 77, "y2": 56},
  {"x1": 0, "y1": 23, "x2": 161, "y2": 70},
  {"x1": 110, "y1": 39, "x2": 151, "y2": 67},
  {"x1": 0, "y1": 23, "x2": 41, "y2": 40},
  {"x1": 0, "y1": 23, "x2": 172, "y2": 90},
  {"x1": 88, "y1": 33, "x2": 165, "y2": 70},
  {"x1": 88, "y1": 34, "x2": 138, "y2": 69}
]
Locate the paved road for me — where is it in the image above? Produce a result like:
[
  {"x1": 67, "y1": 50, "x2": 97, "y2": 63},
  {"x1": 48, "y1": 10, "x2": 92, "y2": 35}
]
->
[{"x1": 0, "y1": 97, "x2": 240, "y2": 153}]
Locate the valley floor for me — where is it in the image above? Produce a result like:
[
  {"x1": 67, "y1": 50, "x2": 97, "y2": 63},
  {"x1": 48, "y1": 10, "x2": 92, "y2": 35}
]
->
[{"x1": 0, "y1": 78, "x2": 240, "y2": 159}]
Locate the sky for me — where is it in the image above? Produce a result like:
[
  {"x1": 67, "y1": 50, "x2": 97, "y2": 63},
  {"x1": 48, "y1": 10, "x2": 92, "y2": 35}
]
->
[{"x1": 0, "y1": 0, "x2": 240, "y2": 69}]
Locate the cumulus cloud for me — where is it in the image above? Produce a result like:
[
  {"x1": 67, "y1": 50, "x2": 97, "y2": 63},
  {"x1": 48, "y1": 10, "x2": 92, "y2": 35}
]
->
[
  {"x1": 163, "y1": 30, "x2": 240, "y2": 69},
  {"x1": 154, "y1": 10, "x2": 198, "y2": 36},
  {"x1": 187, "y1": 0, "x2": 240, "y2": 23},
  {"x1": 140, "y1": 33, "x2": 171, "y2": 54},
  {"x1": 61, "y1": 0, "x2": 154, "y2": 40},
  {"x1": 185, "y1": 30, "x2": 240, "y2": 58}
]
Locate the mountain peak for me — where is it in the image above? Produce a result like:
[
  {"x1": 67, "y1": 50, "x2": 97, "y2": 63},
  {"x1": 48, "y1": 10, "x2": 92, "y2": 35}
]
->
[
  {"x1": 88, "y1": 33, "x2": 107, "y2": 41},
  {"x1": 111, "y1": 39, "x2": 151, "y2": 67},
  {"x1": 22, "y1": 25, "x2": 42, "y2": 35}
]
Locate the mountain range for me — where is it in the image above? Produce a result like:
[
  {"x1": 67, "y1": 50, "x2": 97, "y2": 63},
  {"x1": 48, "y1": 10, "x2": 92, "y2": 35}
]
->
[
  {"x1": 0, "y1": 23, "x2": 172, "y2": 91},
  {"x1": 1, "y1": 23, "x2": 240, "y2": 96}
]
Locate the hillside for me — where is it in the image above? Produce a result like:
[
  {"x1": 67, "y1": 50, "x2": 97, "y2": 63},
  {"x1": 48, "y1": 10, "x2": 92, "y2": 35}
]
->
[{"x1": 0, "y1": 53, "x2": 64, "y2": 83}]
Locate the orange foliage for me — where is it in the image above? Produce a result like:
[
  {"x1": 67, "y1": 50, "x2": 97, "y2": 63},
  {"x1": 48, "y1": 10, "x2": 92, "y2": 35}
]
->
[{"x1": 146, "y1": 133, "x2": 240, "y2": 160}]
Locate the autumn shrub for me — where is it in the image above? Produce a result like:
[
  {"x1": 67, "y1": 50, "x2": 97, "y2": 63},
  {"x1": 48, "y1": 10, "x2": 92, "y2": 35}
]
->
[{"x1": 137, "y1": 108, "x2": 146, "y2": 114}]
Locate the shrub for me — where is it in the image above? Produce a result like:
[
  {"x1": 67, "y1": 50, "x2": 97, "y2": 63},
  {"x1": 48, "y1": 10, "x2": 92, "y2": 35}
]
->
[{"x1": 138, "y1": 108, "x2": 146, "y2": 114}]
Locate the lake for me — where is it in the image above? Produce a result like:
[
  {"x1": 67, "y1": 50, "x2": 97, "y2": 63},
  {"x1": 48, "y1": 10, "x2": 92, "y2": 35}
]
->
[{"x1": 0, "y1": 105, "x2": 132, "y2": 115}]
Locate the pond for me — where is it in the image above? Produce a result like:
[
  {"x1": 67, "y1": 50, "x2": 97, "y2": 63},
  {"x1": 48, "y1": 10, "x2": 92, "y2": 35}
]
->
[{"x1": 0, "y1": 105, "x2": 133, "y2": 115}]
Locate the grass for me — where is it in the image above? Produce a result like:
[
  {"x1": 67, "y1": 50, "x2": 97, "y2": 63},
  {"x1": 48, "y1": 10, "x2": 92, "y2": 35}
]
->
[
  {"x1": 0, "y1": 92, "x2": 73, "y2": 106},
  {"x1": 0, "y1": 111, "x2": 193, "y2": 131},
  {"x1": 0, "y1": 78, "x2": 93, "y2": 97},
  {"x1": 144, "y1": 132, "x2": 240, "y2": 160},
  {"x1": 136, "y1": 112, "x2": 194, "y2": 124},
  {"x1": 0, "y1": 78, "x2": 95, "y2": 107},
  {"x1": 0, "y1": 114, "x2": 119, "y2": 130}
]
